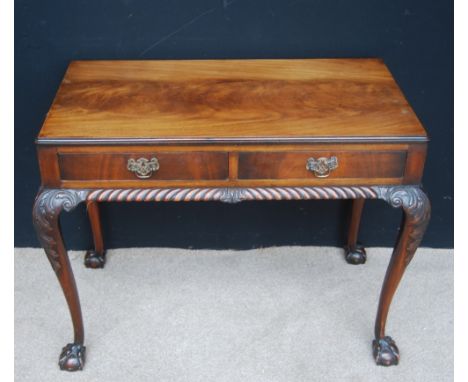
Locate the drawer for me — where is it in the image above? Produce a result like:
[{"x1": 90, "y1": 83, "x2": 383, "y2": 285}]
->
[
  {"x1": 238, "y1": 151, "x2": 407, "y2": 180},
  {"x1": 58, "y1": 152, "x2": 229, "y2": 181}
]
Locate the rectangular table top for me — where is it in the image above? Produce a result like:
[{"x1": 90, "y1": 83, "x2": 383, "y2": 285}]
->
[{"x1": 37, "y1": 59, "x2": 427, "y2": 145}]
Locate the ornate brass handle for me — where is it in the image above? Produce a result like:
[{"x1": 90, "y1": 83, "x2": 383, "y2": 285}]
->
[
  {"x1": 306, "y1": 156, "x2": 338, "y2": 178},
  {"x1": 127, "y1": 157, "x2": 159, "y2": 179}
]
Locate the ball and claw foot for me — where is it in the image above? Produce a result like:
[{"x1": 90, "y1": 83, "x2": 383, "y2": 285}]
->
[
  {"x1": 58, "y1": 343, "x2": 86, "y2": 371},
  {"x1": 344, "y1": 245, "x2": 367, "y2": 265},
  {"x1": 372, "y1": 336, "x2": 400, "y2": 366},
  {"x1": 84, "y1": 250, "x2": 106, "y2": 268}
]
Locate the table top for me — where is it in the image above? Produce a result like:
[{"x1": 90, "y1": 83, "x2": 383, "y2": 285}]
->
[{"x1": 37, "y1": 59, "x2": 427, "y2": 145}]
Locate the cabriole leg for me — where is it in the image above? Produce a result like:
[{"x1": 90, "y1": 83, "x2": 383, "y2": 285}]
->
[
  {"x1": 32, "y1": 188, "x2": 89, "y2": 371},
  {"x1": 344, "y1": 198, "x2": 366, "y2": 264},
  {"x1": 84, "y1": 200, "x2": 106, "y2": 269},
  {"x1": 373, "y1": 186, "x2": 430, "y2": 366}
]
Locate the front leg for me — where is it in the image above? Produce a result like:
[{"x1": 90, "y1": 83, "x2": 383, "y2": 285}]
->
[
  {"x1": 372, "y1": 186, "x2": 431, "y2": 366},
  {"x1": 32, "y1": 188, "x2": 89, "y2": 371}
]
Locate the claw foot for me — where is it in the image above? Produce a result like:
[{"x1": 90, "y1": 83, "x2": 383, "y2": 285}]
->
[
  {"x1": 84, "y1": 250, "x2": 106, "y2": 268},
  {"x1": 344, "y1": 245, "x2": 366, "y2": 265},
  {"x1": 58, "y1": 343, "x2": 86, "y2": 371},
  {"x1": 372, "y1": 336, "x2": 400, "y2": 366}
]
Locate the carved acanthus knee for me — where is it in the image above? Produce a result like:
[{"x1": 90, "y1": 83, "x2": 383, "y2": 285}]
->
[
  {"x1": 373, "y1": 186, "x2": 431, "y2": 266},
  {"x1": 32, "y1": 189, "x2": 89, "y2": 274}
]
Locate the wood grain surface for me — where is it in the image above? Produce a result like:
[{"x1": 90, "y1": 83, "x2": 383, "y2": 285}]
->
[
  {"x1": 32, "y1": 59, "x2": 431, "y2": 371},
  {"x1": 238, "y1": 151, "x2": 406, "y2": 179},
  {"x1": 37, "y1": 59, "x2": 427, "y2": 144},
  {"x1": 59, "y1": 152, "x2": 228, "y2": 180},
  {"x1": 37, "y1": 142, "x2": 426, "y2": 188}
]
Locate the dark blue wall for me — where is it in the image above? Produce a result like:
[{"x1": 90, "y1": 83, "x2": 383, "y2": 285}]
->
[{"x1": 15, "y1": 0, "x2": 453, "y2": 249}]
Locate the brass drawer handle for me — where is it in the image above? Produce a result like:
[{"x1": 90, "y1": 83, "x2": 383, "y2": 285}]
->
[
  {"x1": 306, "y1": 156, "x2": 338, "y2": 178},
  {"x1": 127, "y1": 157, "x2": 159, "y2": 179}
]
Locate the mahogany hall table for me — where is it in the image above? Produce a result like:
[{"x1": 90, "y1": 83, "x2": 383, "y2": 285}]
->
[{"x1": 33, "y1": 59, "x2": 430, "y2": 371}]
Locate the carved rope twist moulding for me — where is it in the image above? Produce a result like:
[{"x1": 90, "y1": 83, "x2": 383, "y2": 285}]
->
[{"x1": 32, "y1": 185, "x2": 430, "y2": 275}]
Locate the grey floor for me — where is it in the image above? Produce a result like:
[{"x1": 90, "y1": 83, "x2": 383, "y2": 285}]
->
[{"x1": 15, "y1": 246, "x2": 453, "y2": 382}]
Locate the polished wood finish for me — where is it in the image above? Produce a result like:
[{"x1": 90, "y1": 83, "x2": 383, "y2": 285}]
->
[
  {"x1": 238, "y1": 151, "x2": 406, "y2": 179},
  {"x1": 32, "y1": 189, "x2": 87, "y2": 371},
  {"x1": 59, "y1": 152, "x2": 228, "y2": 181},
  {"x1": 37, "y1": 142, "x2": 426, "y2": 188},
  {"x1": 344, "y1": 199, "x2": 367, "y2": 264},
  {"x1": 404, "y1": 143, "x2": 428, "y2": 184},
  {"x1": 37, "y1": 59, "x2": 427, "y2": 144},
  {"x1": 86, "y1": 201, "x2": 104, "y2": 255},
  {"x1": 373, "y1": 186, "x2": 431, "y2": 366},
  {"x1": 84, "y1": 201, "x2": 106, "y2": 268},
  {"x1": 33, "y1": 59, "x2": 430, "y2": 371}
]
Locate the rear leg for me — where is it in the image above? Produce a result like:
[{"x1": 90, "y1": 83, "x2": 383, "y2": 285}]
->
[
  {"x1": 344, "y1": 199, "x2": 366, "y2": 265},
  {"x1": 84, "y1": 201, "x2": 106, "y2": 268}
]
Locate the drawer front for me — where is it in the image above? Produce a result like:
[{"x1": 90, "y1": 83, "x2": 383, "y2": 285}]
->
[
  {"x1": 59, "y1": 152, "x2": 228, "y2": 181},
  {"x1": 238, "y1": 151, "x2": 407, "y2": 180}
]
